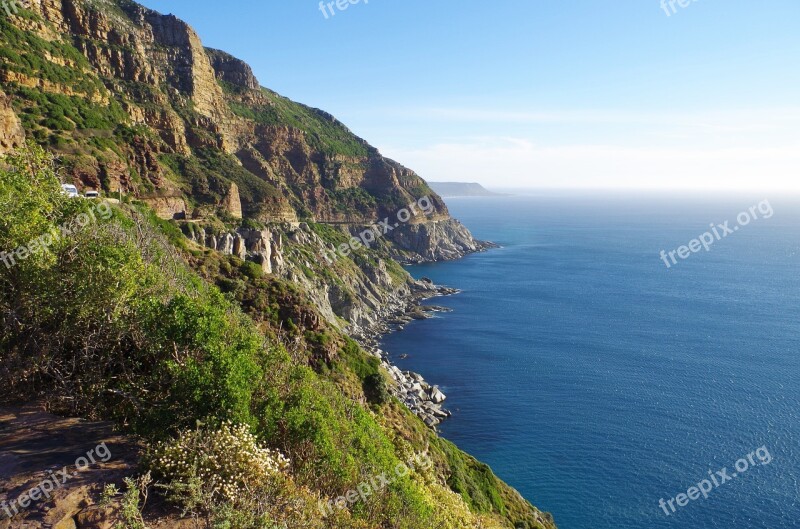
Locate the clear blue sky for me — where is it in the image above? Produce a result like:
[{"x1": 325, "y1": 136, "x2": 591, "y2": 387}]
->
[{"x1": 139, "y1": 0, "x2": 800, "y2": 190}]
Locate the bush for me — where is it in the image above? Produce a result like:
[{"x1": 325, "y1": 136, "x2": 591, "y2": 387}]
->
[
  {"x1": 0, "y1": 143, "x2": 67, "y2": 251},
  {"x1": 0, "y1": 145, "x2": 263, "y2": 437},
  {"x1": 151, "y1": 422, "x2": 289, "y2": 506},
  {"x1": 135, "y1": 293, "x2": 264, "y2": 433},
  {"x1": 150, "y1": 423, "x2": 328, "y2": 529},
  {"x1": 363, "y1": 373, "x2": 390, "y2": 405},
  {"x1": 240, "y1": 217, "x2": 264, "y2": 231},
  {"x1": 240, "y1": 260, "x2": 264, "y2": 280}
]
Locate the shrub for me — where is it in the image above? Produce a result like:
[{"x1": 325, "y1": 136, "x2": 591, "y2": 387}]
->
[
  {"x1": 149, "y1": 423, "x2": 328, "y2": 529},
  {"x1": 135, "y1": 293, "x2": 264, "y2": 433},
  {"x1": 241, "y1": 260, "x2": 264, "y2": 280},
  {"x1": 0, "y1": 143, "x2": 66, "y2": 251},
  {"x1": 240, "y1": 217, "x2": 264, "y2": 231},
  {"x1": 363, "y1": 373, "x2": 390, "y2": 405},
  {"x1": 151, "y1": 422, "x2": 289, "y2": 506}
]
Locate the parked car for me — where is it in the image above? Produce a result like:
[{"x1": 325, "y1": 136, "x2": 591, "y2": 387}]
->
[
  {"x1": 61, "y1": 184, "x2": 79, "y2": 198},
  {"x1": 84, "y1": 190, "x2": 99, "y2": 199}
]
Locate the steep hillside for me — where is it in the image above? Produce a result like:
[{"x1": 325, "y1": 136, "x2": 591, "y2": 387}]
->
[
  {"x1": 0, "y1": 2, "x2": 556, "y2": 529},
  {"x1": 0, "y1": 0, "x2": 476, "y2": 240}
]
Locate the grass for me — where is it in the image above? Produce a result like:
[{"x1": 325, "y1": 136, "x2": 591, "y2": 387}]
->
[{"x1": 229, "y1": 87, "x2": 373, "y2": 158}]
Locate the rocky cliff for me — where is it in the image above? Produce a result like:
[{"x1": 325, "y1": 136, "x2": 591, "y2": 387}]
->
[
  {"x1": 0, "y1": 0, "x2": 486, "y2": 263},
  {"x1": 0, "y1": 91, "x2": 23, "y2": 152},
  {"x1": 0, "y1": 0, "x2": 493, "y2": 330}
]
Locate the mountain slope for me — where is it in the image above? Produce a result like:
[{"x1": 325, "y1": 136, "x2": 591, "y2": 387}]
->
[
  {"x1": 1, "y1": 0, "x2": 459, "y2": 230},
  {"x1": 0, "y1": 2, "x2": 557, "y2": 528}
]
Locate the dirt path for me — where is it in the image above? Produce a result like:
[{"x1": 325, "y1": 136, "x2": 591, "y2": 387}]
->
[{"x1": 0, "y1": 404, "x2": 140, "y2": 529}]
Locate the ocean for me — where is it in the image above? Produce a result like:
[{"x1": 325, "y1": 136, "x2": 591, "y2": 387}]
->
[{"x1": 381, "y1": 192, "x2": 800, "y2": 529}]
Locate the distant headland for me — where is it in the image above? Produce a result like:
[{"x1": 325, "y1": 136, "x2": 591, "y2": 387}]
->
[{"x1": 428, "y1": 182, "x2": 506, "y2": 198}]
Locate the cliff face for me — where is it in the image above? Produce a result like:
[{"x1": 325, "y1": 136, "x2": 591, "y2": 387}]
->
[
  {"x1": 389, "y1": 218, "x2": 494, "y2": 262},
  {"x1": 182, "y1": 222, "x2": 415, "y2": 332},
  {"x1": 205, "y1": 48, "x2": 260, "y2": 91},
  {"x1": 0, "y1": 0, "x2": 484, "y2": 263}
]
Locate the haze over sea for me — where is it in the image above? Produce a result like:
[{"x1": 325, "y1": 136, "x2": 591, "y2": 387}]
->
[{"x1": 381, "y1": 193, "x2": 800, "y2": 529}]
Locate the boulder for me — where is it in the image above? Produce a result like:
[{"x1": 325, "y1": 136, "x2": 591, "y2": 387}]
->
[
  {"x1": 423, "y1": 415, "x2": 440, "y2": 428},
  {"x1": 430, "y1": 386, "x2": 446, "y2": 404}
]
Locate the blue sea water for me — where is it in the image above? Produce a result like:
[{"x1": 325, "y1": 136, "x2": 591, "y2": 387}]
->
[{"x1": 381, "y1": 193, "x2": 800, "y2": 529}]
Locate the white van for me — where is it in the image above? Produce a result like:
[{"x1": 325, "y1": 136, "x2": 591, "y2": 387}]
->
[
  {"x1": 84, "y1": 190, "x2": 99, "y2": 199},
  {"x1": 61, "y1": 184, "x2": 79, "y2": 198}
]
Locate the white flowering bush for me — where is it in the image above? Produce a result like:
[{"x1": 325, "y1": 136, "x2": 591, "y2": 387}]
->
[
  {"x1": 151, "y1": 421, "x2": 289, "y2": 505},
  {"x1": 148, "y1": 423, "x2": 334, "y2": 528}
]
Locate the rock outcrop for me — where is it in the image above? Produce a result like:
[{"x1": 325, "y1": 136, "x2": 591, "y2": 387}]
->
[
  {"x1": 221, "y1": 182, "x2": 243, "y2": 219},
  {"x1": 206, "y1": 48, "x2": 260, "y2": 91},
  {"x1": 384, "y1": 362, "x2": 450, "y2": 428},
  {"x1": 389, "y1": 218, "x2": 496, "y2": 262},
  {"x1": 0, "y1": 91, "x2": 24, "y2": 155},
  {"x1": 185, "y1": 224, "x2": 284, "y2": 275},
  {"x1": 141, "y1": 196, "x2": 187, "y2": 220},
  {"x1": 138, "y1": 9, "x2": 231, "y2": 134}
]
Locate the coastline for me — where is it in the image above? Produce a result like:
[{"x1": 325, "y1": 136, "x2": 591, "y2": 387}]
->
[
  {"x1": 351, "y1": 234, "x2": 498, "y2": 429},
  {"x1": 352, "y1": 278, "x2": 460, "y2": 429}
]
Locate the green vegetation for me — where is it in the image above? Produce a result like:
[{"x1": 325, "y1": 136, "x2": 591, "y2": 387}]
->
[
  {"x1": 160, "y1": 149, "x2": 284, "y2": 218},
  {"x1": 8, "y1": 84, "x2": 127, "y2": 132},
  {"x1": 363, "y1": 373, "x2": 391, "y2": 405},
  {"x1": 0, "y1": 16, "x2": 108, "y2": 98},
  {"x1": 0, "y1": 17, "x2": 90, "y2": 70},
  {"x1": 0, "y1": 145, "x2": 549, "y2": 529},
  {"x1": 228, "y1": 100, "x2": 280, "y2": 125},
  {"x1": 230, "y1": 87, "x2": 373, "y2": 158},
  {"x1": 326, "y1": 186, "x2": 378, "y2": 213},
  {"x1": 0, "y1": 13, "x2": 132, "y2": 157}
]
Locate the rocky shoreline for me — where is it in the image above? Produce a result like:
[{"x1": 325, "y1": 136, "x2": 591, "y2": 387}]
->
[
  {"x1": 352, "y1": 278, "x2": 460, "y2": 430},
  {"x1": 180, "y1": 218, "x2": 495, "y2": 430},
  {"x1": 179, "y1": 220, "x2": 482, "y2": 430}
]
